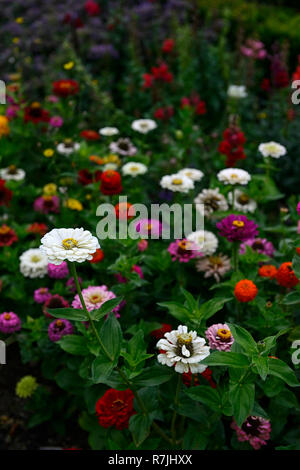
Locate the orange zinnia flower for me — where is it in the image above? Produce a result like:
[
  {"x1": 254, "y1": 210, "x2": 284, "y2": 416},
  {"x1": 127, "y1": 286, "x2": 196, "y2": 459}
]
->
[{"x1": 234, "y1": 279, "x2": 258, "y2": 302}]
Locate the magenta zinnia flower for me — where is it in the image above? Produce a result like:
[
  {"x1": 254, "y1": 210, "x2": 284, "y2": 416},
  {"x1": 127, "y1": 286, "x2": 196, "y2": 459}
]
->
[
  {"x1": 72, "y1": 285, "x2": 120, "y2": 316},
  {"x1": 167, "y1": 239, "x2": 202, "y2": 263},
  {"x1": 48, "y1": 261, "x2": 69, "y2": 279},
  {"x1": 34, "y1": 287, "x2": 52, "y2": 304},
  {"x1": 205, "y1": 323, "x2": 234, "y2": 351},
  {"x1": 34, "y1": 195, "x2": 60, "y2": 214},
  {"x1": 0, "y1": 312, "x2": 21, "y2": 334},
  {"x1": 216, "y1": 214, "x2": 258, "y2": 242},
  {"x1": 239, "y1": 238, "x2": 274, "y2": 257},
  {"x1": 231, "y1": 416, "x2": 271, "y2": 450},
  {"x1": 43, "y1": 294, "x2": 69, "y2": 318},
  {"x1": 48, "y1": 319, "x2": 74, "y2": 342}
]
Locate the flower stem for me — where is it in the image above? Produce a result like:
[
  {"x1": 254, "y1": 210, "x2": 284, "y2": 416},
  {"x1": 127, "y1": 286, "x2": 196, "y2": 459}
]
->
[
  {"x1": 171, "y1": 374, "x2": 182, "y2": 446},
  {"x1": 232, "y1": 242, "x2": 239, "y2": 272}
]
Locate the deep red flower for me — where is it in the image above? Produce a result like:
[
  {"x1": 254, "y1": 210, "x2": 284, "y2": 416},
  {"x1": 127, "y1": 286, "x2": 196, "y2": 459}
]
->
[
  {"x1": 52, "y1": 80, "x2": 79, "y2": 97},
  {"x1": 182, "y1": 369, "x2": 216, "y2": 389},
  {"x1": 27, "y1": 222, "x2": 48, "y2": 237},
  {"x1": 162, "y1": 38, "x2": 175, "y2": 53},
  {"x1": 95, "y1": 389, "x2": 135, "y2": 430},
  {"x1": 261, "y1": 78, "x2": 271, "y2": 92},
  {"x1": 142, "y1": 73, "x2": 154, "y2": 89},
  {"x1": 218, "y1": 125, "x2": 246, "y2": 167},
  {"x1": 78, "y1": 169, "x2": 102, "y2": 186},
  {"x1": 150, "y1": 323, "x2": 172, "y2": 340},
  {"x1": 100, "y1": 170, "x2": 122, "y2": 195},
  {"x1": 80, "y1": 129, "x2": 100, "y2": 141},
  {"x1": 24, "y1": 102, "x2": 50, "y2": 124},
  {"x1": 0, "y1": 179, "x2": 13, "y2": 206},
  {"x1": 115, "y1": 202, "x2": 135, "y2": 220},
  {"x1": 154, "y1": 106, "x2": 174, "y2": 121},
  {"x1": 151, "y1": 63, "x2": 173, "y2": 83},
  {"x1": 89, "y1": 248, "x2": 104, "y2": 264},
  {"x1": 0, "y1": 225, "x2": 18, "y2": 246},
  {"x1": 43, "y1": 294, "x2": 69, "y2": 318},
  {"x1": 84, "y1": 0, "x2": 100, "y2": 16},
  {"x1": 181, "y1": 94, "x2": 206, "y2": 115}
]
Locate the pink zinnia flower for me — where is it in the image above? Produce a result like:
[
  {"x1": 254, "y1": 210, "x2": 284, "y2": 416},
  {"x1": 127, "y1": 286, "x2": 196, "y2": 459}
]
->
[
  {"x1": 34, "y1": 287, "x2": 52, "y2": 304},
  {"x1": 297, "y1": 201, "x2": 300, "y2": 217},
  {"x1": 72, "y1": 285, "x2": 120, "y2": 316},
  {"x1": 49, "y1": 116, "x2": 63, "y2": 128},
  {"x1": 48, "y1": 262, "x2": 69, "y2": 279},
  {"x1": 231, "y1": 416, "x2": 271, "y2": 450},
  {"x1": 239, "y1": 238, "x2": 274, "y2": 257},
  {"x1": 137, "y1": 239, "x2": 148, "y2": 252},
  {"x1": 48, "y1": 319, "x2": 74, "y2": 342},
  {"x1": 34, "y1": 195, "x2": 59, "y2": 214},
  {"x1": 0, "y1": 312, "x2": 21, "y2": 334},
  {"x1": 216, "y1": 214, "x2": 258, "y2": 243},
  {"x1": 205, "y1": 323, "x2": 234, "y2": 351},
  {"x1": 134, "y1": 218, "x2": 163, "y2": 238},
  {"x1": 167, "y1": 239, "x2": 202, "y2": 263}
]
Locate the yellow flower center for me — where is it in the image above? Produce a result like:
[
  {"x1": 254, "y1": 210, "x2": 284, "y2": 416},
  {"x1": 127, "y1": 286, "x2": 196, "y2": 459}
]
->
[
  {"x1": 172, "y1": 178, "x2": 183, "y2": 185},
  {"x1": 216, "y1": 328, "x2": 231, "y2": 341},
  {"x1": 62, "y1": 238, "x2": 78, "y2": 250},
  {"x1": 4, "y1": 313, "x2": 11, "y2": 320},
  {"x1": 0, "y1": 225, "x2": 11, "y2": 234},
  {"x1": 31, "y1": 255, "x2": 41, "y2": 263},
  {"x1": 31, "y1": 102, "x2": 40, "y2": 109},
  {"x1": 130, "y1": 166, "x2": 139, "y2": 172},
  {"x1": 56, "y1": 320, "x2": 63, "y2": 327},
  {"x1": 177, "y1": 333, "x2": 193, "y2": 345},
  {"x1": 8, "y1": 165, "x2": 17, "y2": 174},
  {"x1": 232, "y1": 220, "x2": 244, "y2": 228},
  {"x1": 89, "y1": 294, "x2": 103, "y2": 304},
  {"x1": 178, "y1": 240, "x2": 191, "y2": 251}
]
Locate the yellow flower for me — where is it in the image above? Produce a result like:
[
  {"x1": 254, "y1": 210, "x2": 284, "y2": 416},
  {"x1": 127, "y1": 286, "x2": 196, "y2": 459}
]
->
[
  {"x1": 16, "y1": 17, "x2": 24, "y2": 24},
  {"x1": 65, "y1": 198, "x2": 83, "y2": 211},
  {"x1": 85, "y1": 194, "x2": 92, "y2": 200},
  {"x1": 16, "y1": 376, "x2": 38, "y2": 398},
  {"x1": 105, "y1": 154, "x2": 121, "y2": 166},
  {"x1": 64, "y1": 61, "x2": 75, "y2": 70},
  {"x1": 257, "y1": 112, "x2": 267, "y2": 119},
  {"x1": 43, "y1": 149, "x2": 54, "y2": 158},
  {"x1": 43, "y1": 183, "x2": 57, "y2": 196},
  {"x1": 12, "y1": 37, "x2": 20, "y2": 44},
  {"x1": 0, "y1": 116, "x2": 10, "y2": 138}
]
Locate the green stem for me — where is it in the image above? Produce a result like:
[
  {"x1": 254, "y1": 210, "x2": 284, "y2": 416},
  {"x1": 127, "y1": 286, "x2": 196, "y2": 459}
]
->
[
  {"x1": 232, "y1": 242, "x2": 239, "y2": 272},
  {"x1": 171, "y1": 374, "x2": 182, "y2": 446}
]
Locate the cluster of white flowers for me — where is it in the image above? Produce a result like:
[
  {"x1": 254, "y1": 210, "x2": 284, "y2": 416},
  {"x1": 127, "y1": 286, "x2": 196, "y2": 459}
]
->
[
  {"x1": 20, "y1": 248, "x2": 48, "y2": 278},
  {"x1": 187, "y1": 230, "x2": 218, "y2": 256},
  {"x1": 160, "y1": 168, "x2": 204, "y2": 193},
  {"x1": 121, "y1": 162, "x2": 148, "y2": 177},
  {"x1": 0, "y1": 166, "x2": 25, "y2": 181},
  {"x1": 227, "y1": 85, "x2": 247, "y2": 99},
  {"x1": 217, "y1": 168, "x2": 251, "y2": 186},
  {"x1": 258, "y1": 141, "x2": 286, "y2": 159},
  {"x1": 157, "y1": 325, "x2": 210, "y2": 374},
  {"x1": 40, "y1": 228, "x2": 99, "y2": 265},
  {"x1": 131, "y1": 119, "x2": 157, "y2": 134}
]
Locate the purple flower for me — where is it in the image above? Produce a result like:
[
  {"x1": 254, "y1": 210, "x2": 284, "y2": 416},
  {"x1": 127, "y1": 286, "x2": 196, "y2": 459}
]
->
[
  {"x1": 297, "y1": 201, "x2": 300, "y2": 217},
  {"x1": 205, "y1": 323, "x2": 234, "y2": 351},
  {"x1": 34, "y1": 287, "x2": 52, "y2": 304},
  {"x1": 216, "y1": 214, "x2": 258, "y2": 242},
  {"x1": 0, "y1": 312, "x2": 21, "y2": 334},
  {"x1": 48, "y1": 319, "x2": 74, "y2": 342},
  {"x1": 168, "y1": 239, "x2": 202, "y2": 263},
  {"x1": 34, "y1": 195, "x2": 60, "y2": 214},
  {"x1": 48, "y1": 262, "x2": 69, "y2": 279},
  {"x1": 66, "y1": 276, "x2": 82, "y2": 293},
  {"x1": 49, "y1": 116, "x2": 63, "y2": 128},
  {"x1": 239, "y1": 238, "x2": 274, "y2": 257},
  {"x1": 231, "y1": 416, "x2": 271, "y2": 450},
  {"x1": 88, "y1": 44, "x2": 119, "y2": 60}
]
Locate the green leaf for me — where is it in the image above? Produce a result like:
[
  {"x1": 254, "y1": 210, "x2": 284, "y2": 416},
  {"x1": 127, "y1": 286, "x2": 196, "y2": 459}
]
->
[
  {"x1": 229, "y1": 383, "x2": 255, "y2": 427},
  {"x1": 268, "y1": 358, "x2": 299, "y2": 387},
  {"x1": 227, "y1": 324, "x2": 258, "y2": 355},
  {"x1": 157, "y1": 301, "x2": 190, "y2": 322},
  {"x1": 197, "y1": 297, "x2": 233, "y2": 321},
  {"x1": 129, "y1": 414, "x2": 151, "y2": 447},
  {"x1": 200, "y1": 351, "x2": 250, "y2": 368},
  {"x1": 185, "y1": 386, "x2": 222, "y2": 412},
  {"x1": 99, "y1": 314, "x2": 122, "y2": 362},
  {"x1": 254, "y1": 355, "x2": 269, "y2": 381},
  {"x1": 91, "y1": 355, "x2": 115, "y2": 383},
  {"x1": 292, "y1": 254, "x2": 300, "y2": 278},
  {"x1": 46, "y1": 307, "x2": 88, "y2": 321},
  {"x1": 57, "y1": 335, "x2": 88, "y2": 356},
  {"x1": 133, "y1": 365, "x2": 174, "y2": 387},
  {"x1": 90, "y1": 297, "x2": 123, "y2": 321},
  {"x1": 282, "y1": 290, "x2": 300, "y2": 306},
  {"x1": 121, "y1": 330, "x2": 153, "y2": 369}
]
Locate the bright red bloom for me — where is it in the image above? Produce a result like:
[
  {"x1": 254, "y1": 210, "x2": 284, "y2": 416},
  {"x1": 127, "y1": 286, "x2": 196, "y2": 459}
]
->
[
  {"x1": 150, "y1": 323, "x2": 172, "y2": 340},
  {"x1": 182, "y1": 369, "x2": 216, "y2": 389},
  {"x1": 100, "y1": 170, "x2": 122, "y2": 195},
  {"x1": 0, "y1": 225, "x2": 18, "y2": 246},
  {"x1": 276, "y1": 262, "x2": 299, "y2": 288},
  {"x1": 115, "y1": 202, "x2": 135, "y2": 220},
  {"x1": 218, "y1": 125, "x2": 246, "y2": 167},
  {"x1": 24, "y1": 102, "x2": 50, "y2": 124},
  {"x1": 142, "y1": 73, "x2": 154, "y2": 89},
  {"x1": 95, "y1": 389, "x2": 135, "y2": 430},
  {"x1": 52, "y1": 80, "x2": 79, "y2": 97},
  {"x1": 89, "y1": 248, "x2": 104, "y2": 264},
  {"x1": 0, "y1": 179, "x2": 13, "y2": 206},
  {"x1": 78, "y1": 169, "x2": 102, "y2": 186},
  {"x1": 84, "y1": 0, "x2": 100, "y2": 16},
  {"x1": 162, "y1": 38, "x2": 174, "y2": 53},
  {"x1": 27, "y1": 222, "x2": 48, "y2": 237},
  {"x1": 80, "y1": 129, "x2": 100, "y2": 141},
  {"x1": 154, "y1": 106, "x2": 174, "y2": 121},
  {"x1": 151, "y1": 63, "x2": 173, "y2": 83},
  {"x1": 181, "y1": 94, "x2": 206, "y2": 115}
]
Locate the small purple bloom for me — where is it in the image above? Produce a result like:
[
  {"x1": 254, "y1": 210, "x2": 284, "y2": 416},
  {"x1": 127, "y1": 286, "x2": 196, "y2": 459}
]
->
[
  {"x1": 49, "y1": 115, "x2": 63, "y2": 128},
  {"x1": 297, "y1": 201, "x2": 300, "y2": 217},
  {"x1": 48, "y1": 319, "x2": 74, "y2": 342},
  {"x1": 34, "y1": 287, "x2": 52, "y2": 304},
  {"x1": 34, "y1": 195, "x2": 60, "y2": 214},
  {"x1": 239, "y1": 238, "x2": 274, "y2": 257},
  {"x1": 0, "y1": 312, "x2": 21, "y2": 334},
  {"x1": 48, "y1": 261, "x2": 69, "y2": 279},
  {"x1": 205, "y1": 323, "x2": 234, "y2": 351},
  {"x1": 168, "y1": 239, "x2": 202, "y2": 263},
  {"x1": 231, "y1": 416, "x2": 271, "y2": 450},
  {"x1": 216, "y1": 214, "x2": 258, "y2": 242}
]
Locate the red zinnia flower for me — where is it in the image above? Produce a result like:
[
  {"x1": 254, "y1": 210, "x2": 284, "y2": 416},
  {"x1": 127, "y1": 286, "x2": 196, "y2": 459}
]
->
[
  {"x1": 162, "y1": 38, "x2": 174, "y2": 54},
  {"x1": 154, "y1": 106, "x2": 174, "y2": 121},
  {"x1": 151, "y1": 323, "x2": 172, "y2": 340},
  {"x1": 78, "y1": 169, "x2": 102, "y2": 186},
  {"x1": 182, "y1": 369, "x2": 216, "y2": 389},
  {"x1": 80, "y1": 129, "x2": 100, "y2": 141},
  {"x1": 0, "y1": 225, "x2": 18, "y2": 246},
  {"x1": 100, "y1": 170, "x2": 122, "y2": 195},
  {"x1": 218, "y1": 124, "x2": 246, "y2": 167},
  {"x1": 0, "y1": 179, "x2": 13, "y2": 206},
  {"x1": 24, "y1": 102, "x2": 50, "y2": 124},
  {"x1": 84, "y1": 0, "x2": 100, "y2": 16},
  {"x1": 89, "y1": 248, "x2": 104, "y2": 264},
  {"x1": 52, "y1": 79, "x2": 79, "y2": 97},
  {"x1": 95, "y1": 389, "x2": 135, "y2": 430},
  {"x1": 276, "y1": 262, "x2": 299, "y2": 288},
  {"x1": 115, "y1": 202, "x2": 135, "y2": 220},
  {"x1": 27, "y1": 222, "x2": 48, "y2": 237}
]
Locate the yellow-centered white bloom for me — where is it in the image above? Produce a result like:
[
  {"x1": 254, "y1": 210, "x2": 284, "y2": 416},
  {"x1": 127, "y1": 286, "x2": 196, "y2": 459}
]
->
[
  {"x1": 40, "y1": 228, "x2": 99, "y2": 265},
  {"x1": 194, "y1": 188, "x2": 228, "y2": 216},
  {"x1": 157, "y1": 325, "x2": 210, "y2": 374},
  {"x1": 122, "y1": 162, "x2": 148, "y2": 177},
  {"x1": 131, "y1": 119, "x2": 157, "y2": 134},
  {"x1": 258, "y1": 141, "x2": 286, "y2": 159},
  {"x1": 217, "y1": 168, "x2": 251, "y2": 186},
  {"x1": 56, "y1": 140, "x2": 80, "y2": 155},
  {"x1": 178, "y1": 168, "x2": 204, "y2": 182},
  {"x1": 0, "y1": 165, "x2": 25, "y2": 181},
  {"x1": 228, "y1": 189, "x2": 257, "y2": 213},
  {"x1": 187, "y1": 230, "x2": 218, "y2": 255},
  {"x1": 20, "y1": 248, "x2": 48, "y2": 278},
  {"x1": 99, "y1": 127, "x2": 119, "y2": 136},
  {"x1": 160, "y1": 173, "x2": 194, "y2": 193}
]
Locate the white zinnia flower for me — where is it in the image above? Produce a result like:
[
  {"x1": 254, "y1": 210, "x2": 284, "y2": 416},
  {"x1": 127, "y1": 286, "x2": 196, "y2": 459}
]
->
[
  {"x1": 160, "y1": 174, "x2": 194, "y2": 193},
  {"x1": 40, "y1": 228, "x2": 99, "y2": 265},
  {"x1": 178, "y1": 168, "x2": 204, "y2": 182},
  {"x1": 56, "y1": 140, "x2": 80, "y2": 155},
  {"x1": 217, "y1": 168, "x2": 251, "y2": 186},
  {"x1": 157, "y1": 325, "x2": 210, "y2": 374},
  {"x1": 194, "y1": 188, "x2": 228, "y2": 216},
  {"x1": 122, "y1": 162, "x2": 148, "y2": 177},
  {"x1": 228, "y1": 189, "x2": 257, "y2": 213},
  {"x1": 0, "y1": 166, "x2": 25, "y2": 181},
  {"x1": 131, "y1": 119, "x2": 157, "y2": 134},
  {"x1": 258, "y1": 141, "x2": 286, "y2": 159},
  {"x1": 20, "y1": 248, "x2": 48, "y2": 278},
  {"x1": 227, "y1": 85, "x2": 247, "y2": 99},
  {"x1": 99, "y1": 127, "x2": 119, "y2": 136},
  {"x1": 187, "y1": 230, "x2": 218, "y2": 255}
]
